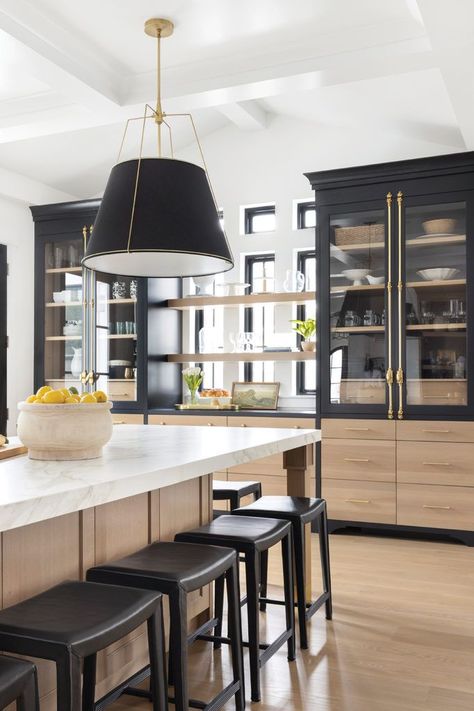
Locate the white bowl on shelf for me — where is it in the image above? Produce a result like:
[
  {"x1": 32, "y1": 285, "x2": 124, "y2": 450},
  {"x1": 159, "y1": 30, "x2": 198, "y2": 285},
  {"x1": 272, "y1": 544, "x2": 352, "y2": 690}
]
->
[
  {"x1": 341, "y1": 269, "x2": 371, "y2": 285},
  {"x1": 422, "y1": 218, "x2": 457, "y2": 235},
  {"x1": 17, "y1": 401, "x2": 113, "y2": 460},
  {"x1": 417, "y1": 268, "x2": 460, "y2": 281},
  {"x1": 52, "y1": 292, "x2": 64, "y2": 303}
]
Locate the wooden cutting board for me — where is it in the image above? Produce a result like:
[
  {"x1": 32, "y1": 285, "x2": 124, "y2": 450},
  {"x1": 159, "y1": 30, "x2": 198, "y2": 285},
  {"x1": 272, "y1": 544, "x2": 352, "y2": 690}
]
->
[{"x1": 0, "y1": 442, "x2": 28, "y2": 460}]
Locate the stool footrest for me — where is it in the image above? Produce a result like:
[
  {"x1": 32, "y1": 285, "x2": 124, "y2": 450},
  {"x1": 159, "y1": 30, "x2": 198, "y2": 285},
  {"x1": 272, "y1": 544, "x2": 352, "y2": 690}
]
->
[
  {"x1": 169, "y1": 680, "x2": 241, "y2": 711},
  {"x1": 305, "y1": 592, "x2": 330, "y2": 620},
  {"x1": 187, "y1": 616, "x2": 218, "y2": 645},
  {"x1": 259, "y1": 629, "x2": 294, "y2": 666},
  {"x1": 97, "y1": 665, "x2": 151, "y2": 710}
]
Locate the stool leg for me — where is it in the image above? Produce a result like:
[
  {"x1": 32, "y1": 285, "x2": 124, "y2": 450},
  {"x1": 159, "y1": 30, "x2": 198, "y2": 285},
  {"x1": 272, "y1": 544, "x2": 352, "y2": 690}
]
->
[
  {"x1": 226, "y1": 560, "x2": 245, "y2": 711},
  {"x1": 259, "y1": 550, "x2": 268, "y2": 612},
  {"x1": 81, "y1": 653, "x2": 96, "y2": 711},
  {"x1": 293, "y1": 522, "x2": 309, "y2": 649},
  {"x1": 255, "y1": 483, "x2": 262, "y2": 501},
  {"x1": 281, "y1": 531, "x2": 296, "y2": 662},
  {"x1": 319, "y1": 506, "x2": 333, "y2": 620},
  {"x1": 230, "y1": 492, "x2": 239, "y2": 511},
  {"x1": 56, "y1": 651, "x2": 82, "y2": 711},
  {"x1": 245, "y1": 550, "x2": 261, "y2": 702},
  {"x1": 214, "y1": 573, "x2": 225, "y2": 650},
  {"x1": 17, "y1": 668, "x2": 39, "y2": 711},
  {"x1": 147, "y1": 602, "x2": 168, "y2": 711},
  {"x1": 169, "y1": 588, "x2": 189, "y2": 711}
]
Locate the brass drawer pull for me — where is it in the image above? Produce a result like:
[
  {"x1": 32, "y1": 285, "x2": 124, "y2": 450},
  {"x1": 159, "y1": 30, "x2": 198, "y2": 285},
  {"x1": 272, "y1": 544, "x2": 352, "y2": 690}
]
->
[
  {"x1": 345, "y1": 499, "x2": 371, "y2": 504},
  {"x1": 240, "y1": 424, "x2": 247, "y2": 427},
  {"x1": 113, "y1": 420, "x2": 126, "y2": 425},
  {"x1": 159, "y1": 422, "x2": 166, "y2": 425},
  {"x1": 422, "y1": 462, "x2": 451, "y2": 467},
  {"x1": 207, "y1": 422, "x2": 214, "y2": 426},
  {"x1": 109, "y1": 392, "x2": 131, "y2": 397},
  {"x1": 344, "y1": 427, "x2": 370, "y2": 431},
  {"x1": 422, "y1": 504, "x2": 452, "y2": 510},
  {"x1": 343, "y1": 457, "x2": 370, "y2": 463},
  {"x1": 293, "y1": 425, "x2": 300, "y2": 429},
  {"x1": 422, "y1": 429, "x2": 451, "y2": 433}
]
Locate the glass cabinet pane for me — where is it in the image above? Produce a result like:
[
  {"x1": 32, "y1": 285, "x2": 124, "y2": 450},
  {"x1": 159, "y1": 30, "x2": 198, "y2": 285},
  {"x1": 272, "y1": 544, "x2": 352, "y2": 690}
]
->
[
  {"x1": 404, "y1": 202, "x2": 467, "y2": 407},
  {"x1": 44, "y1": 236, "x2": 84, "y2": 390},
  {"x1": 93, "y1": 273, "x2": 138, "y2": 403},
  {"x1": 329, "y1": 209, "x2": 386, "y2": 405}
]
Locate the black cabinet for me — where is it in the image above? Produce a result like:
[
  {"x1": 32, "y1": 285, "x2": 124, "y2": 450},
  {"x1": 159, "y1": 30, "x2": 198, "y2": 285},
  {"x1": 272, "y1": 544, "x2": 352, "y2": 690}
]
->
[{"x1": 307, "y1": 151, "x2": 474, "y2": 420}]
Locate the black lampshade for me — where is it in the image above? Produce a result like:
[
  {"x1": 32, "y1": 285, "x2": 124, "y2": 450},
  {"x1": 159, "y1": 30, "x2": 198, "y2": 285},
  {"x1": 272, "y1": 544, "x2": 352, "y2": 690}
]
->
[{"x1": 82, "y1": 157, "x2": 234, "y2": 277}]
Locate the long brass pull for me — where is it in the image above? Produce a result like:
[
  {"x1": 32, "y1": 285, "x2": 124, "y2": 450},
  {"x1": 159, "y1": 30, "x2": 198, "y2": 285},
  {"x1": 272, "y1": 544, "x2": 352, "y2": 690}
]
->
[
  {"x1": 113, "y1": 420, "x2": 126, "y2": 425},
  {"x1": 109, "y1": 392, "x2": 130, "y2": 397},
  {"x1": 423, "y1": 461, "x2": 451, "y2": 467},
  {"x1": 397, "y1": 190, "x2": 404, "y2": 419},
  {"x1": 422, "y1": 504, "x2": 452, "y2": 510},
  {"x1": 386, "y1": 192, "x2": 393, "y2": 419},
  {"x1": 422, "y1": 429, "x2": 451, "y2": 434},
  {"x1": 343, "y1": 458, "x2": 370, "y2": 463},
  {"x1": 345, "y1": 499, "x2": 371, "y2": 504},
  {"x1": 344, "y1": 427, "x2": 370, "y2": 431}
]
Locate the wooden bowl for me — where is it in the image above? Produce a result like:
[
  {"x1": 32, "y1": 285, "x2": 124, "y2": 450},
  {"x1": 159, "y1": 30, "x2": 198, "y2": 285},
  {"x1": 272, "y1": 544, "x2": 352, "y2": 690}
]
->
[{"x1": 422, "y1": 218, "x2": 457, "y2": 235}]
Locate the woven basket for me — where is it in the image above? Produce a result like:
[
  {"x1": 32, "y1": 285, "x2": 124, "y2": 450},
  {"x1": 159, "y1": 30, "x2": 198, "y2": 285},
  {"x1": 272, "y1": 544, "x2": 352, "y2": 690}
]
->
[{"x1": 334, "y1": 223, "x2": 384, "y2": 246}]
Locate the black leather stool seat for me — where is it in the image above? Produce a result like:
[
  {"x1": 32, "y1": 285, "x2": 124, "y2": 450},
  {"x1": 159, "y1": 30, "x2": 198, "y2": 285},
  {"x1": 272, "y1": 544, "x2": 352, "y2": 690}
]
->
[
  {"x1": 176, "y1": 515, "x2": 295, "y2": 703},
  {"x1": 88, "y1": 541, "x2": 236, "y2": 593},
  {"x1": 176, "y1": 514, "x2": 290, "y2": 552},
  {"x1": 233, "y1": 495, "x2": 332, "y2": 650},
  {"x1": 234, "y1": 495, "x2": 325, "y2": 524},
  {"x1": 213, "y1": 480, "x2": 262, "y2": 514},
  {"x1": 0, "y1": 656, "x2": 38, "y2": 710},
  {"x1": 88, "y1": 541, "x2": 244, "y2": 711},
  {"x1": 0, "y1": 581, "x2": 167, "y2": 711}
]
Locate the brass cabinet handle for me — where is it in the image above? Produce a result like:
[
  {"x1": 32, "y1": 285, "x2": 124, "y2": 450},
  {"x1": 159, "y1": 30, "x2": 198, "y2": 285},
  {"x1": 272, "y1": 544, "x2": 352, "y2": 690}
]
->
[
  {"x1": 207, "y1": 422, "x2": 214, "y2": 426},
  {"x1": 293, "y1": 425, "x2": 300, "y2": 429},
  {"x1": 422, "y1": 461, "x2": 451, "y2": 467},
  {"x1": 109, "y1": 392, "x2": 130, "y2": 397},
  {"x1": 344, "y1": 427, "x2": 370, "y2": 431},
  {"x1": 343, "y1": 457, "x2": 370, "y2": 463},
  {"x1": 422, "y1": 504, "x2": 452, "y2": 510},
  {"x1": 386, "y1": 192, "x2": 394, "y2": 420},
  {"x1": 240, "y1": 424, "x2": 247, "y2": 427},
  {"x1": 345, "y1": 499, "x2": 371, "y2": 504},
  {"x1": 113, "y1": 420, "x2": 126, "y2": 425},
  {"x1": 422, "y1": 429, "x2": 451, "y2": 433},
  {"x1": 160, "y1": 422, "x2": 166, "y2": 425},
  {"x1": 396, "y1": 190, "x2": 404, "y2": 420}
]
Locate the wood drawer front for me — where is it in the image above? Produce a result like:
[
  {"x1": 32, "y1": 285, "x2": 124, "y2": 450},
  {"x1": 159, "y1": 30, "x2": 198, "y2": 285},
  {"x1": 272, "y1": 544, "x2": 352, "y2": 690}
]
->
[
  {"x1": 397, "y1": 484, "x2": 474, "y2": 531},
  {"x1": 112, "y1": 414, "x2": 144, "y2": 425},
  {"x1": 322, "y1": 418, "x2": 395, "y2": 440},
  {"x1": 323, "y1": 479, "x2": 396, "y2": 524},
  {"x1": 148, "y1": 415, "x2": 225, "y2": 427},
  {"x1": 396, "y1": 420, "x2": 474, "y2": 443},
  {"x1": 230, "y1": 417, "x2": 315, "y2": 429},
  {"x1": 398, "y1": 441, "x2": 474, "y2": 486},
  {"x1": 108, "y1": 382, "x2": 136, "y2": 401},
  {"x1": 323, "y1": 439, "x2": 395, "y2": 482}
]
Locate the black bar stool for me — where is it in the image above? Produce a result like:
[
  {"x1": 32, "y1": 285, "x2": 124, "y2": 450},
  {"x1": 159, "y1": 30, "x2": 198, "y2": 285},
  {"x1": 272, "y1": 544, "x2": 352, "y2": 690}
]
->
[
  {"x1": 0, "y1": 581, "x2": 167, "y2": 711},
  {"x1": 0, "y1": 656, "x2": 39, "y2": 710},
  {"x1": 87, "y1": 541, "x2": 245, "y2": 711},
  {"x1": 232, "y1": 496, "x2": 332, "y2": 649},
  {"x1": 213, "y1": 480, "x2": 262, "y2": 512},
  {"x1": 175, "y1": 515, "x2": 295, "y2": 703}
]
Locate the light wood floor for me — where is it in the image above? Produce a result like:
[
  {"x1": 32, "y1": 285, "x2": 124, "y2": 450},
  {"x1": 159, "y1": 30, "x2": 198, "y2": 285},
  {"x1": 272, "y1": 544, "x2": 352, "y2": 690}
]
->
[{"x1": 115, "y1": 532, "x2": 474, "y2": 710}]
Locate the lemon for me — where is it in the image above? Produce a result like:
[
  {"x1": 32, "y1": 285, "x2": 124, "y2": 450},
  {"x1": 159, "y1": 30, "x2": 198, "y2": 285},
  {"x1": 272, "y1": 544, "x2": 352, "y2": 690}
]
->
[
  {"x1": 92, "y1": 390, "x2": 108, "y2": 403},
  {"x1": 64, "y1": 396, "x2": 78, "y2": 404},
  {"x1": 42, "y1": 390, "x2": 66, "y2": 404},
  {"x1": 60, "y1": 388, "x2": 71, "y2": 399},
  {"x1": 33, "y1": 398, "x2": 44, "y2": 404},
  {"x1": 26, "y1": 394, "x2": 38, "y2": 403},
  {"x1": 36, "y1": 385, "x2": 52, "y2": 398},
  {"x1": 80, "y1": 393, "x2": 96, "y2": 403}
]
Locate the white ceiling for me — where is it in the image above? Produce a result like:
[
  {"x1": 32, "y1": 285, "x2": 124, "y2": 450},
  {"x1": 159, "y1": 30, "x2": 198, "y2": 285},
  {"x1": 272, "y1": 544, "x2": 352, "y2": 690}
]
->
[{"x1": 0, "y1": 0, "x2": 472, "y2": 202}]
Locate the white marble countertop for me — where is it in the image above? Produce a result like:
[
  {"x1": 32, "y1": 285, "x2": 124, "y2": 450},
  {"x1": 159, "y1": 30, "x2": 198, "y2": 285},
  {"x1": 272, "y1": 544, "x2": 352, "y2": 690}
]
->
[{"x1": 0, "y1": 425, "x2": 320, "y2": 533}]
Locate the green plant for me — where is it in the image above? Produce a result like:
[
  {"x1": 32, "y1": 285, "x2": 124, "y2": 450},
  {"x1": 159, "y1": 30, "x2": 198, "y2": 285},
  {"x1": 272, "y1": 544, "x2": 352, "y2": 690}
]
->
[
  {"x1": 182, "y1": 366, "x2": 203, "y2": 404},
  {"x1": 290, "y1": 318, "x2": 316, "y2": 340}
]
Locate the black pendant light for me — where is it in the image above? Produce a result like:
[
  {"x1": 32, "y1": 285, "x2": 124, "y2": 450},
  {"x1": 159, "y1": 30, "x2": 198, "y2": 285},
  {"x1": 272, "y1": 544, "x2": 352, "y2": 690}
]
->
[{"x1": 82, "y1": 18, "x2": 234, "y2": 278}]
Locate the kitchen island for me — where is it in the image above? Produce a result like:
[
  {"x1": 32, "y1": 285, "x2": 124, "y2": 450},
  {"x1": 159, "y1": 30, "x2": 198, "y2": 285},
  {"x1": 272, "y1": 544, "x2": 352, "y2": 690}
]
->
[{"x1": 0, "y1": 424, "x2": 319, "y2": 709}]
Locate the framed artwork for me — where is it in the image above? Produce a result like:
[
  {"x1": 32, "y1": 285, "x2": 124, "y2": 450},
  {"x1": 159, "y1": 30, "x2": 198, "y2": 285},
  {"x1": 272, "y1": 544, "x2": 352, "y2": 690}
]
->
[{"x1": 231, "y1": 381, "x2": 280, "y2": 410}]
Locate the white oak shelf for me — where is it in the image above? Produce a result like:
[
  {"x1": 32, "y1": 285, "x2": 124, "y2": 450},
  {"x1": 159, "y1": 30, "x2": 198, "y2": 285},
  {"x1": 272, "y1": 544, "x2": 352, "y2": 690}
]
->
[
  {"x1": 45, "y1": 301, "x2": 83, "y2": 308},
  {"x1": 167, "y1": 291, "x2": 316, "y2": 310},
  {"x1": 167, "y1": 351, "x2": 315, "y2": 363},
  {"x1": 45, "y1": 335, "x2": 81, "y2": 341},
  {"x1": 333, "y1": 234, "x2": 466, "y2": 252},
  {"x1": 106, "y1": 334, "x2": 137, "y2": 340},
  {"x1": 45, "y1": 266, "x2": 82, "y2": 274},
  {"x1": 406, "y1": 279, "x2": 466, "y2": 289},
  {"x1": 100, "y1": 298, "x2": 137, "y2": 305},
  {"x1": 406, "y1": 323, "x2": 466, "y2": 331},
  {"x1": 331, "y1": 283, "x2": 385, "y2": 293},
  {"x1": 331, "y1": 326, "x2": 384, "y2": 333}
]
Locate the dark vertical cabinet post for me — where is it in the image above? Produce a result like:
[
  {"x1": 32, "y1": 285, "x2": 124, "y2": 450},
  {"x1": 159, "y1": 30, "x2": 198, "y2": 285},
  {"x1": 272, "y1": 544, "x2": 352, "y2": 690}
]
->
[{"x1": 0, "y1": 245, "x2": 6, "y2": 434}]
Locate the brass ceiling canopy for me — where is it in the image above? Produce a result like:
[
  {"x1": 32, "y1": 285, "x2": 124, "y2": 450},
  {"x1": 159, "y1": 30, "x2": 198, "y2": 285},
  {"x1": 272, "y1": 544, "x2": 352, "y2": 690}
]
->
[{"x1": 144, "y1": 18, "x2": 174, "y2": 38}]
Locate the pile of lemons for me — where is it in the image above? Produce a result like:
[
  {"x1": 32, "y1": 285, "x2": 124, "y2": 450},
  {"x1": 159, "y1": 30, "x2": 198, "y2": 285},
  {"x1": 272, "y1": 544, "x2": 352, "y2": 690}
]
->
[{"x1": 26, "y1": 386, "x2": 108, "y2": 404}]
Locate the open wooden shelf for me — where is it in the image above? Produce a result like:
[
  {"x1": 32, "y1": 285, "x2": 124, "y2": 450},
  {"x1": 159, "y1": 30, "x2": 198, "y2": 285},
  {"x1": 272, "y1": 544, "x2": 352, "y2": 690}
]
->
[
  {"x1": 167, "y1": 351, "x2": 315, "y2": 363},
  {"x1": 331, "y1": 326, "x2": 384, "y2": 333},
  {"x1": 45, "y1": 266, "x2": 82, "y2": 274},
  {"x1": 406, "y1": 278, "x2": 466, "y2": 289},
  {"x1": 106, "y1": 334, "x2": 137, "y2": 340},
  {"x1": 45, "y1": 301, "x2": 83, "y2": 308},
  {"x1": 45, "y1": 335, "x2": 81, "y2": 341},
  {"x1": 406, "y1": 323, "x2": 466, "y2": 331},
  {"x1": 100, "y1": 298, "x2": 137, "y2": 305},
  {"x1": 167, "y1": 291, "x2": 316, "y2": 310}
]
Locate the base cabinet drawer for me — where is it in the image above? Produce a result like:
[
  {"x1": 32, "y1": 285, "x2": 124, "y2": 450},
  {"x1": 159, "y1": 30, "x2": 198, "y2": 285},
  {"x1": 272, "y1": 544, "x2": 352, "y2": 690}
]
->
[
  {"x1": 112, "y1": 414, "x2": 144, "y2": 425},
  {"x1": 398, "y1": 441, "x2": 474, "y2": 486},
  {"x1": 396, "y1": 420, "x2": 474, "y2": 443},
  {"x1": 322, "y1": 418, "x2": 395, "y2": 440},
  {"x1": 323, "y1": 439, "x2": 395, "y2": 482},
  {"x1": 323, "y1": 479, "x2": 396, "y2": 524},
  {"x1": 148, "y1": 415, "x2": 225, "y2": 427},
  {"x1": 397, "y1": 484, "x2": 474, "y2": 531},
  {"x1": 230, "y1": 417, "x2": 315, "y2": 429}
]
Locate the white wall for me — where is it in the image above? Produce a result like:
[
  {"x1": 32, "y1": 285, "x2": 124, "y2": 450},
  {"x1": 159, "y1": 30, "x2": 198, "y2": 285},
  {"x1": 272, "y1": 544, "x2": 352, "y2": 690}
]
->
[{"x1": 0, "y1": 196, "x2": 35, "y2": 433}]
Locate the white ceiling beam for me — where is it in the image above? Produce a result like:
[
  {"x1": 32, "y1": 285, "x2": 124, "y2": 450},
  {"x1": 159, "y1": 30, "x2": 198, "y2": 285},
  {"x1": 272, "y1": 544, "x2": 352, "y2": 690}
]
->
[
  {"x1": 0, "y1": 0, "x2": 122, "y2": 111},
  {"x1": 415, "y1": 0, "x2": 474, "y2": 149},
  {"x1": 0, "y1": 164, "x2": 77, "y2": 204},
  {"x1": 217, "y1": 101, "x2": 268, "y2": 130}
]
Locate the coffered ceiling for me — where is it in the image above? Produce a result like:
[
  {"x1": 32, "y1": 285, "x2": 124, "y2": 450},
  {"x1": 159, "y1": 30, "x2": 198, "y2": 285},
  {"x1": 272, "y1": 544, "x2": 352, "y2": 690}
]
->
[{"x1": 0, "y1": 0, "x2": 471, "y2": 202}]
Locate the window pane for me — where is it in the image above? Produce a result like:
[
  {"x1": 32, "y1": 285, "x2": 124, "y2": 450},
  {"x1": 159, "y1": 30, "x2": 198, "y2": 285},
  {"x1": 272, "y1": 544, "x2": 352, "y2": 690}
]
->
[
  {"x1": 303, "y1": 209, "x2": 316, "y2": 228},
  {"x1": 252, "y1": 212, "x2": 275, "y2": 233}
]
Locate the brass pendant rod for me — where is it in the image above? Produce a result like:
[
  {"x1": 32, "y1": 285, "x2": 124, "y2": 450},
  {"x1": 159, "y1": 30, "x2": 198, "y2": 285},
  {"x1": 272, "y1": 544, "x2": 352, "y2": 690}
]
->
[{"x1": 156, "y1": 29, "x2": 163, "y2": 157}]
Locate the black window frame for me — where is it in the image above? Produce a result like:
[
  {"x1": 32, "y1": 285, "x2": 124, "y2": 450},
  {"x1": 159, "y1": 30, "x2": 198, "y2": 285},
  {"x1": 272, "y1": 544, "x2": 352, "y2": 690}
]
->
[
  {"x1": 296, "y1": 249, "x2": 316, "y2": 395},
  {"x1": 244, "y1": 204, "x2": 276, "y2": 234},
  {"x1": 244, "y1": 253, "x2": 276, "y2": 381},
  {"x1": 297, "y1": 201, "x2": 316, "y2": 230}
]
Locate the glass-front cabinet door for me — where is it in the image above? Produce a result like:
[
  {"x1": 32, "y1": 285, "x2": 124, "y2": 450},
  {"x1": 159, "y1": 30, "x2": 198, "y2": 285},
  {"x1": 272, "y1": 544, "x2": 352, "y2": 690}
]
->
[
  {"x1": 89, "y1": 272, "x2": 143, "y2": 407},
  {"x1": 402, "y1": 197, "x2": 468, "y2": 416},
  {"x1": 321, "y1": 201, "x2": 390, "y2": 414},
  {"x1": 43, "y1": 233, "x2": 85, "y2": 391}
]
